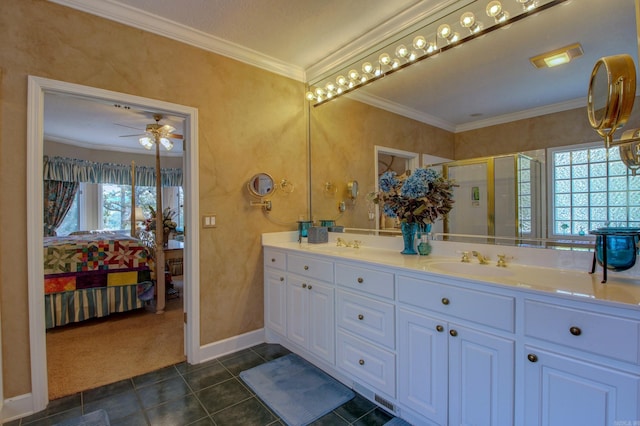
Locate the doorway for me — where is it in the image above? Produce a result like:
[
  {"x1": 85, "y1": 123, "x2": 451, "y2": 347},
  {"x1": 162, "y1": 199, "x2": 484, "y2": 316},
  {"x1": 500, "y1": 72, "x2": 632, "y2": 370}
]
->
[{"x1": 27, "y1": 76, "x2": 201, "y2": 412}]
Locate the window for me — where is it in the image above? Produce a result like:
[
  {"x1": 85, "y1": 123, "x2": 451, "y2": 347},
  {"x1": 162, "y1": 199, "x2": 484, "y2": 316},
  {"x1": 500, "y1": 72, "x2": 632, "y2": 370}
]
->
[
  {"x1": 550, "y1": 143, "x2": 640, "y2": 236},
  {"x1": 56, "y1": 191, "x2": 80, "y2": 235}
]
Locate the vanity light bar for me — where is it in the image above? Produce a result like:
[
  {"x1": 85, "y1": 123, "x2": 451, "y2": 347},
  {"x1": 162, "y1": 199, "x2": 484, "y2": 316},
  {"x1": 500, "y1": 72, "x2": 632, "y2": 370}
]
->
[{"x1": 306, "y1": 0, "x2": 567, "y2": 106}]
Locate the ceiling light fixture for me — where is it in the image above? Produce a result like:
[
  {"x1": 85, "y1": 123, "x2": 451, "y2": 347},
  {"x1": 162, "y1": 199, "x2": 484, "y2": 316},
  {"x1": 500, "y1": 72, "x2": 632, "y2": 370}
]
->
[
  {"x1": 530, "y1": 43, "x2": 584, "y2": 68},
  {"x1": 305, "y1": 0, "x2": 568, "y2": 106},
  {"x1": 136, "y1": 115, "x2": 181, "y2": 151}
]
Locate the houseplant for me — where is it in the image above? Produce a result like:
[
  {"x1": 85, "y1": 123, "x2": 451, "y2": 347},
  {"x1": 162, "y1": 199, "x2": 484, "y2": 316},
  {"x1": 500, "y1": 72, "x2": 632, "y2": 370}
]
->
[
  {"x1": 372, "y1": 168, "x2": 455, "y2": 254},
  {"x1": 144, "y1": 206, "x2": 177, "y2": 247}
]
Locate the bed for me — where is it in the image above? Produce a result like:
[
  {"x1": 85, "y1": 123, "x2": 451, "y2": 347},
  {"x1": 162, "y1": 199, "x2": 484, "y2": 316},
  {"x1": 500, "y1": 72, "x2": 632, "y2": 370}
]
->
[{"x1": 44, "y1": 232, "x2": 153, "y2": 329}]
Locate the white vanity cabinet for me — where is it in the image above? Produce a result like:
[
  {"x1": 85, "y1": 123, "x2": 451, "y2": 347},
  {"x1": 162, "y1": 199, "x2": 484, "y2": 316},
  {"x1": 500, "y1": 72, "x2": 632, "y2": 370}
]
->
[
  {"x1": 397, "y1": 274, "x2": 515, "y2": 426},
  {"x1": 263, "y1": 249, "x2": 287, "y2": 337},
  {"x1": 521, "y1": 297, "x2": 640, "y2": 426},
  {"x1": 285, "y1": 254, "x2": 335, "y2": 364}
]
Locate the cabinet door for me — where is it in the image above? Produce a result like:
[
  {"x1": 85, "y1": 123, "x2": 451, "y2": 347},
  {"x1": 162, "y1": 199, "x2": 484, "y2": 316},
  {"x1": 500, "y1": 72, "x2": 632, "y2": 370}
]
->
[
  {"x1": 398, "y1": 309, "x2": 448, "y2": 426},
  {"x1": 287, "y1": 276, "x2": 309, "y2": 348},
  {"x1": 308, "y1": 281, "x2": 335, "y2": 364},
  {"x1": 524, "y1": 347, "x2": 640, "y2": 426},
  {"x1": 448, "y1": 324, "x2": 514, "y2": 426},
  {"x1": 264, "y1": 268, "x2": 287, "y2": 336}
]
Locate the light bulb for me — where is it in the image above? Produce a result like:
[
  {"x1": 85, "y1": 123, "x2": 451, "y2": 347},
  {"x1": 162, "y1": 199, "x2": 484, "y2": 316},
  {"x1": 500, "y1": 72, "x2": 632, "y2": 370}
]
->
[
  {"x1": 160, "y1": 137, "x2": 173, "y2": 150},
  {"x1": 325, "y1": 82, "x2": 336, "y2": 93},
  {"x1": 516, "y1": 0, "x2": 537, "y2": 11},
  {"x1": 378, "y1": 53, "x2": 391, "y2": 65},
  {"x1": 139, "y1": 136, "x2": 153, "y2": 150},
  {"x1": 336, "y1": 75, "x2": 348, "y2": 87},
  {"x1": 362, "y1": 62, "x2": 374, "y2": 74},
  {"x1": 486, "y1": 1, "x2": 508, "y2": 22},
  {"x1": 391, "y1": 59, "x2": 401, "y2": 68},
  {"x1": 395, "y1": 44, "x2": 409, "y2": 58},
  {"x1": 348, "y1": 69, "x2": 360, "y2": 81},
  {"x1": 437, "y1": 24, "x2": 452, "y2": 39},
  {"x1": 426, "y1": 42, "x2": 437, "y2": 54},
  {"x1": 315, "y1": 87, "x2": 325, "y2": 97},
  {"x1": 460, "y1": 12, "x2": 481, "y2": 33},
  {"x1": 413, "y1": 36, "x2": 427, "y2": 50},
  {"x1": 305, "y1": 91, "x2": 315, "y2": 101}
]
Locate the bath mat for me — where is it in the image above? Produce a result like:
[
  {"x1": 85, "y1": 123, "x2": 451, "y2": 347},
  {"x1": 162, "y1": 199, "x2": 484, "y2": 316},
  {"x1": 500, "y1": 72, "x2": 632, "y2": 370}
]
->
[
  {"x1": 54, "y1": 409, "x2": 110, "y2": 426},
  {"x1": 239, "y1": 353, "x2": 354, "y2": 426}
]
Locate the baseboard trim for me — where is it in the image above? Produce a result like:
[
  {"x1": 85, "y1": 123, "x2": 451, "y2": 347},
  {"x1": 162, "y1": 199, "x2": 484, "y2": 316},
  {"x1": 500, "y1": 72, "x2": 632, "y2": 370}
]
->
[
  {"x1": 1, "y1": 392, "x2": 35, "y2": 423},
  {"x1": 197, "y1": 328, "x2": 265, "y2": 364}
]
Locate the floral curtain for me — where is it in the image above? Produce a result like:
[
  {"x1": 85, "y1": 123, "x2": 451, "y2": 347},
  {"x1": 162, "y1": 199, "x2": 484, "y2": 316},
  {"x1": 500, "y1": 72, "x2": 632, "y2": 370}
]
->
[
  {"x1": 44, "y1": 180, "x2": 79, "y2": 236},
  {"x1": 43, "y1": 156, "x2": 183, "y2": 187}
]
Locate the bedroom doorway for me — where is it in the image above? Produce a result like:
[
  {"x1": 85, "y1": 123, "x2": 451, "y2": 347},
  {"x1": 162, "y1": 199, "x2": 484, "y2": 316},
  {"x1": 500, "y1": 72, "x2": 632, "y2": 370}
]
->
[{"x1": 27, "y1": 76, "x2": 201, "y2": 411}]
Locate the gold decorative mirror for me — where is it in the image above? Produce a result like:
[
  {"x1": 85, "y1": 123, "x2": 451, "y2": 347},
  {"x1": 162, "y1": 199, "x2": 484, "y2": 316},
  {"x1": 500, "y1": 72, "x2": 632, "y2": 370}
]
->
[
  {"x1": 247, "y1": 173, "x2": 275, "y2": 197},
  {"x1": 587, "y1": 54, "x2": 637, "y2": 147}
]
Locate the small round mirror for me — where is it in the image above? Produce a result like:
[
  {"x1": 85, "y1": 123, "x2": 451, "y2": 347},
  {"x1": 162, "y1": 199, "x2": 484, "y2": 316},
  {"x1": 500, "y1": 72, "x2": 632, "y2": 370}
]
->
[
  {"x1": 347, "y1": 180, "x2": 359, "y2": 200},
  {"x1": 587, "y1": 54, "x2": 636, "y2": 147},
  {"x1": 247, "y1": 173, "x2": 275, "y2": 197}
]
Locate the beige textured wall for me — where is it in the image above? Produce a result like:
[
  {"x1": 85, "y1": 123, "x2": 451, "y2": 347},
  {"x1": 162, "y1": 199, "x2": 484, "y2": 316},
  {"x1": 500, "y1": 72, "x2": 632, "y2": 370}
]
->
[
  {"x1": 310, "y1": 97, "x2": 454, "y2": 228},
  {"x1": 0, "y1": 0, "x2": 307, "y2": 397}
]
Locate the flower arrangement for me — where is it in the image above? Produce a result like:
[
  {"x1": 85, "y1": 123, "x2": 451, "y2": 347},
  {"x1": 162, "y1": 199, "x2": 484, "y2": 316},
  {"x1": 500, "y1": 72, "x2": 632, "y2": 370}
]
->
[
  {"x1": 144, "y1": 205, "x2": 177, "y2": 234},
  {"x1": 371, "y1": 168, "x2": 456, "y2": 226}
]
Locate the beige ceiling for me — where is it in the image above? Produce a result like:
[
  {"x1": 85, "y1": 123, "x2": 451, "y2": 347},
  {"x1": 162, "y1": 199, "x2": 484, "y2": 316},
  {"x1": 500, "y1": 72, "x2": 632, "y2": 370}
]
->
[{"x1": 45, "y1": 0, "x2": 638, "y2": 152}]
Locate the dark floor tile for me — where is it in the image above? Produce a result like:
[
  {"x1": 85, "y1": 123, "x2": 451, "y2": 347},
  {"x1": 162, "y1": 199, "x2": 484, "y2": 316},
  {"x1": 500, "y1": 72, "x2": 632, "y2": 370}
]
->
[
  {"x1": 183, "y1": 362, "x2": 233, "y2": 392},
  {"x1": 21, "y1": 407, "x2": 83, "y2": 426},
  {"x1": 251, "y1": 343, "x2": 291, "y2": 361},
  {"x1": 3, "y1": 419, "x2": 21, "y2": 426},
  {"x1": 308, "y1": 411, "x2": 350, "y2": 425},
  {"x1": 133, "y1": 365, "x2": 179, "y2": 389},
  {"x1": 82, "y1": 378, "x2": 135, "y2": 404},
  {"x1": 210, "y1": 397, "x2": 277, "y2": 426},
  {"x1": 109, "y1": 410, "x2": 150, "y2": 426},
  {"x1": 220, "y1": 350, "x2": 266, "y2": 376},
  {"x1": 196, "y1": 377, "x2": 253, "y2": 414},
  {"x1": 333, "y1": 394, "x2": 376, "y2": 423},
  {"x1": 83, "y1": 390, "x2": 142, "y2": 422},
  {"x1": 137, "y1": 375, "x2": 192, "y2": 409},
  {"x1": 352, "y1": 407, "x2": 394, "y2": 426},
  {"x1": 145, "y1": 394, "x2": 209, "y2": 426},
  {"x1": 20, "y1": 394, "x2": 82, "y2": 423},
  {"x1": 186, "y1": 417, "x2": 215, "y2": 425}
]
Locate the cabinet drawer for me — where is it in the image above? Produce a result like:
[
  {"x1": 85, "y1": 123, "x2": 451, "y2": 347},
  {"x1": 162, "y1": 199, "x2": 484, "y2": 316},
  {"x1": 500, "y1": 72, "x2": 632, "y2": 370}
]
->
[
  {"x1": 337, "y1": 290, "x2": 395, "y2": 349},
  {"x1": 524, "y1": 300, "x2": 640, "y2": 364},
  {"x1": 288, "y1": 254, "x2": 334, "y2": 282},
  {"x1": 336, "y1": 263, "x2": 394, "y2": 299},
  {"x1": 336, "y1": 330, "x2": 396, "y2": 398},
  {"x1": 264, "y1": 249, "x2": 286, "y2": 270},
  {"x1": 398, "y1": 275, "x2": 514, "y2": 332}
]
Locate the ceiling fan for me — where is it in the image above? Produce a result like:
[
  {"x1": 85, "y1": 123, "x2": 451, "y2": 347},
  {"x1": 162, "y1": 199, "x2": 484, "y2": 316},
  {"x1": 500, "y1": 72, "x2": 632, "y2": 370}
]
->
[{"x1": 119, "y1": 114, "x2": 183, "y2": 151}]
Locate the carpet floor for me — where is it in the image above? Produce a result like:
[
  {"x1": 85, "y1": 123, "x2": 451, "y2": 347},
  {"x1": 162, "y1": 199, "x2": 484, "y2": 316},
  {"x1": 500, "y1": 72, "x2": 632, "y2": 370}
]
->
[{"x1": 46, "y1": 281, "x2": 185, "y2": 400}]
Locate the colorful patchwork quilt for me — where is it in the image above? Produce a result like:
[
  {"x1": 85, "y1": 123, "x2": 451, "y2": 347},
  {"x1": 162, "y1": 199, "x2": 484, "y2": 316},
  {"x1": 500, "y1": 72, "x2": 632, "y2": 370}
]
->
[{"x1": 44, "y1": 233, "x2": 152, "y2": 328}]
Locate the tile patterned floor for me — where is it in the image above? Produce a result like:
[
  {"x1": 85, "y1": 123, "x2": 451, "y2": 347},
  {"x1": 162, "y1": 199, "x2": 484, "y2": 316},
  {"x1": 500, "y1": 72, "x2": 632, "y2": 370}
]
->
[{"x1": 7, "y1": 343, "x2": 400, "y2": 426}]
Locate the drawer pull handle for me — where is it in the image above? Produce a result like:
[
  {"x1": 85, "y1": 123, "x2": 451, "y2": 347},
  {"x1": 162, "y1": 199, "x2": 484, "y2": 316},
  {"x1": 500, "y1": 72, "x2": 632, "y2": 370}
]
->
[
  {"x1": 304, "y1": 265, "x2": 309, "y2": 270},
  {"x1": 358, "y1": 314, "x2": 364, "y2": 320},
  {"x1": 527, "y1": 353, "x2": 538, "y2": 363},
  {"x1": 280, "y1": 277, "x2": 284, "y2": 282},
  {"x1": 357, "y1": 277, "x2": 364, "y2": 283},
  {"x1": 308, "y1": 285, "x2": 313, "y2": 290},
  {"x1": 359, "y1": 359, "x2": 365, "y2": 366},
  {"x1": 569, "y1": 326, "x2": 582, "y2": 336},
  {"x1": 441, "y1": 297, "x2": 450, "y2": 305},
  {"x1": 271, "y1": 258, "x2": 276, "y2": 262},
  {"x1": 449, "y1": 329, "x2": 458, "y2": 337},
  {"x1": 302, "y1": 283, "x2": 307, "y2": 288},
  {"x1": 436, "y1": 325, "x2": 444, "y2": 332}
]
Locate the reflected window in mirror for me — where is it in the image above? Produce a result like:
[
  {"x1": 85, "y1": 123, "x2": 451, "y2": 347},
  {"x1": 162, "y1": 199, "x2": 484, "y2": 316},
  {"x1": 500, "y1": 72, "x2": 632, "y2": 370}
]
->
[{"x1": 549, "y1": 143, "x2": 640, "y2": 237}]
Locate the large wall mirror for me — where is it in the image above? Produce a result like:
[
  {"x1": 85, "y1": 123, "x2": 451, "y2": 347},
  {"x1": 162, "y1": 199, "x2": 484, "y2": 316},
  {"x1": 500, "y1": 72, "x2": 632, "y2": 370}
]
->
[{"x1": 309, "y1": 0, "x2": 640, "y2": 248}]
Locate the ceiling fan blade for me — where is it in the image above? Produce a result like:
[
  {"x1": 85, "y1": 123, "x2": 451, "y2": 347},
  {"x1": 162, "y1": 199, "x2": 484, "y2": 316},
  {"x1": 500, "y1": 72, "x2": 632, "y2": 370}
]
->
[
  {"x1": 119, "y1": 133, "x2": 146, "y2": 138},
  {"x1": 167, "y1": 133, "x2": 184, "y2": 140},
  {"x1": 114, "y1": 123, "x2": 145, "y2": 131}
]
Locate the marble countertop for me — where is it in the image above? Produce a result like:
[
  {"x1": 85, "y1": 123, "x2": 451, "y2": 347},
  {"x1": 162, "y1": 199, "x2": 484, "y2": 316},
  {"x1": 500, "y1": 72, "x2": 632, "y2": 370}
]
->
[{"x1": 263, "y1": 236, "x2": 640, "y2": 309}]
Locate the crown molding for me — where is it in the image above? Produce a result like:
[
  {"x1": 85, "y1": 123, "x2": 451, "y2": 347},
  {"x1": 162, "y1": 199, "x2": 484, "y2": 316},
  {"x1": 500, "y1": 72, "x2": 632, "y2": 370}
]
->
[
  {"x1": 454, "y1": 98, "x2": 587, "y2": 132},
  {"x1": 48, "y1": 0, "x2": 305, "y2": 81}
]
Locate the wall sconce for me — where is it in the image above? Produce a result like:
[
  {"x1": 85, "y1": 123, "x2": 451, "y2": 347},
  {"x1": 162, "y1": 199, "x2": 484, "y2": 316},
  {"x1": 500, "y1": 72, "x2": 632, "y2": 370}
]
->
[{"x1": 305, "y1": 0, "x2": 566, "y2": 106}]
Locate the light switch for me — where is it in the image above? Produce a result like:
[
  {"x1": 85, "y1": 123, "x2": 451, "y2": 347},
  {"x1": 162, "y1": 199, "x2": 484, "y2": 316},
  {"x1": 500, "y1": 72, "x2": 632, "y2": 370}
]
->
[{"x1": 202, "y1": 214, "x2": 216, "y2": 228}]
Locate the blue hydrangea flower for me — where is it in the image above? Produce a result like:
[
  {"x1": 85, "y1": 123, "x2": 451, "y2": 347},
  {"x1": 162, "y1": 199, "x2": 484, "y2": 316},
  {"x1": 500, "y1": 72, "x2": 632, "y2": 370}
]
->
[
  {"x1": 401, "y1": 168, "x2": 437, "y2": 198},
  {"x1": 383, "y1": 204, "x2": 398, "y2": 218},
  {"x1": 379, "y1": 171, "x2": 398, "y2": 193}
]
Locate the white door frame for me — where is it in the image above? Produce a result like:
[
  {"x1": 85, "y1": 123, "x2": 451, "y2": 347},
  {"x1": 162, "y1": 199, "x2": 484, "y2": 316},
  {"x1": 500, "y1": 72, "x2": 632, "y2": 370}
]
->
[{"x1": 26, "y1": 76, "x2": 201, "y2": 412}]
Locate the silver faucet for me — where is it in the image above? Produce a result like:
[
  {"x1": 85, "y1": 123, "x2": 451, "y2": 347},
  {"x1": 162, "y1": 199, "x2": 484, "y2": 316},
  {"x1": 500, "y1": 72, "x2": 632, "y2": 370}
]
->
[{"x1": 472, "y1": 251, "x2": 489, "y2": 264}]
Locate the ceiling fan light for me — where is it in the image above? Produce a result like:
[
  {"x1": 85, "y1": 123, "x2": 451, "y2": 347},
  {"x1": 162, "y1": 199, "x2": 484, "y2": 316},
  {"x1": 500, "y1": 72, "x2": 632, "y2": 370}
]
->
[
  {"x1": 139, "y1": 136, "x2": 153, "y2": 150},
  {"x1": 160, "y1": 137, "x2": 173, "y2": 150}
]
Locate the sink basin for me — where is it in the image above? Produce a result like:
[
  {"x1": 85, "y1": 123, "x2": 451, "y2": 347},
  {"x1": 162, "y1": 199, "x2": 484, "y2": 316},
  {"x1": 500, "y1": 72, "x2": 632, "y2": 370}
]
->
[{"x1": 428, "y1": 261, "x2": 515, "y2": 278}]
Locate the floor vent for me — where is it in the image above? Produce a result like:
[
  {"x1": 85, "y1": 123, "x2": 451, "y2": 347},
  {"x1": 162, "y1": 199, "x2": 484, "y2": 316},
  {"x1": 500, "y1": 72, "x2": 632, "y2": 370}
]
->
[
  {"x1": 353, "y1": 382, "x2": 396, "y2": 413},
  {"x1": 374, "y1": 394, "x2": 395, "y2": 412}
]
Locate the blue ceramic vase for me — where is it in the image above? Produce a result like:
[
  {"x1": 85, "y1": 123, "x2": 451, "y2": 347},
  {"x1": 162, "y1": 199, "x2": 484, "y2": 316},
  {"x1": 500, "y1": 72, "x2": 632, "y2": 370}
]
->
[{"x1": 400, "y1": 222, "x2": 418, "y2": 255}]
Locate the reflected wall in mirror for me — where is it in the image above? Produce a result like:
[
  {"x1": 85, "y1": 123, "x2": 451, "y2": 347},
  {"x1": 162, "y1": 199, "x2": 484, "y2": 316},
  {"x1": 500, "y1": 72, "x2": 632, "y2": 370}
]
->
[{"x1": 309, "y1": 0, "x2": 640, "y2": 247}]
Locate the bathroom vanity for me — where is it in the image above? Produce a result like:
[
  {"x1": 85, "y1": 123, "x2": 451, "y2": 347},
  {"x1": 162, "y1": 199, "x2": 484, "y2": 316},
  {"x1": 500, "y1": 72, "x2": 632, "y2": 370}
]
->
[{"x1": 262, "y1": 232, "x2": 640, "y2": 426}]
